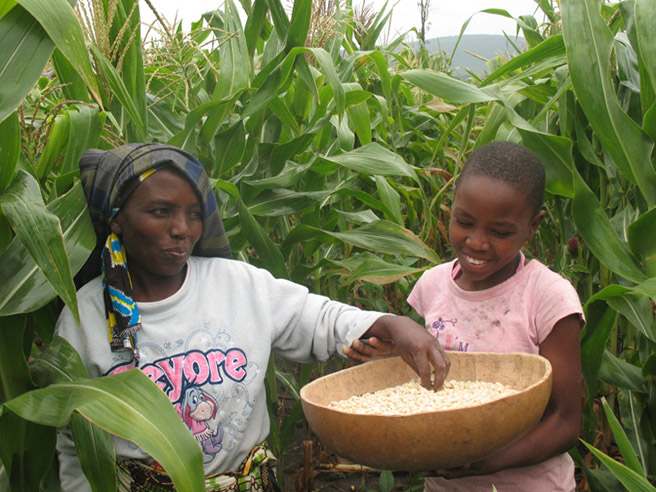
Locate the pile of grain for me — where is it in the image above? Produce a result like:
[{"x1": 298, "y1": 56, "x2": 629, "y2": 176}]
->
[{"x1": 328, "y1": 379, "x2": 518, "y2": 415}]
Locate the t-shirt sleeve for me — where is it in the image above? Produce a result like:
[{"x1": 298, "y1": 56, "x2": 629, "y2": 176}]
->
[
  {"x1": 534, "y1": 274, "x2": 584, "y2": 344},
  {"x1": 239, "y1": 263, "x2": 385, "y2": 362}
]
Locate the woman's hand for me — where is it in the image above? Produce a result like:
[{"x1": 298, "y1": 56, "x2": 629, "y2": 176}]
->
[
  {"x1": 343, "y1": 337, "x2": 396, "y2": 362},
  {"x1": 361, "y1": 315, "x2": 450, "y2": 390}
]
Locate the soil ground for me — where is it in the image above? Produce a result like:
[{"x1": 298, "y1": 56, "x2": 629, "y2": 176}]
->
[{"x1": 280, "y1": 421, "x2": 423, "y2": 492}]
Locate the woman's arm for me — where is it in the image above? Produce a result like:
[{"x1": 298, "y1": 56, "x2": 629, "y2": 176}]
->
[{"x1": 437, "y1": 314, "x2": 582, "y2": 477}]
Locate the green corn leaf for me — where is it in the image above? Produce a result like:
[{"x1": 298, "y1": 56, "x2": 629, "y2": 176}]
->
[
  {"x1": 0, "y1": 0, "x2": 17, "y2": 17},
  {"x1": 334, "y1": 188, "x2": 395, "y2": 220},
  {"x1": 586, "y1": 284, "x2": 656, "y2": 343},
  {"x1": 35, "y1": 112, "x2": 69, "y2": 180},
  {"x1": 243, "y1": 68, "x2": 283, "y2": 118},
  {"x1": 245, "y1": 161, "x2": 313, "y2": 190},
  {"x1": 591, "y1": 394, "x2": 649, "y2": 483},
  {"x1": 274, "y1": 369, "x2": 300, "y2": 402},
  {"x1": 0, "y1": 171, "x2": 79, "y2": 322},
  {"x1": 111, "y1": 0, "x2": 146, "y2": 142},
  {"x1": 51, "y1": 48, "x2": 90, "y2": 102},
  {"x1": 0, "y1": 179, "x2": 95, "y2": 316},
  {"x1": 379, "y1": 469, "x2": 394, "y2": 492},
  {"x1": 571, "y1": 171, "x2": 646, "y2": 284},
  {"x1": 212, "y1": 122, "x2": 247, "y2": 177},
  {"x1": 343, "y1": 90, "x2": 372, "y2": 107},
  {"x1": 4, "y1": 370, "x2": 205, "y2": 492},
  {"x1": 633, "y1": 0, "x2": 656, "y2": 115},
  {"x1": 403, "y1": 69, "x2": 500, "y2": 104},
  {"x1": 628, "y1": 208, "x2": 656, "y2": 277},
  {"x1": 343, "y1": 256, "x2": 426, "y2": 285},
  {"x1": 328, "y1": 221, "x2": 439, "y2": 263},
  {"x1": 248, "y1": 189, "x2": 331, "y2": 217},
  {"x1": 579, "y1": 443, "x2": 656, "y2": 491},
  {"x1": 308, "y1": 47, "x2": 345, "y2": 116},
  {"x1": 374, "y1": 176, "x2": 402, "y2": 225},
  {"x1": 0, "y1": 410, "x2": 56, "y2": 492},
  {"x1": 359, "y1": 1, "x2": 391, "y2": 51},
  {"x1": 367, "y1": 51, "x2": 392, "y2": 103},
  {"x1": 482, "y1": 35, "x2": 566, "y2": 86},
  {"x1": 237, "y1": 198, "x2": 289, "y2": 280},
  {"x1": 348, "y1": 101, "x2": 372, "y2": 145},
  {"x1": 89, "y1": 45, "x2": 145, "y2": 140},
  {"x1": 580, "y1": 300, "x2": 616, "y2": 400},
  {"x1": 265, "y1": 0, "x2": 289, "y2": 43},
  {"x1": 69, "y1": 412, "x2": 116, "y2": 492},
  {"x1": 598, "y1": 351, "x2": 645, "y2": 392},
  {"x1": 268, "y1": 98, "x2": 300, "y2": 135},
  {"x1": 0, "y1": 5, "x2": 53, "y2": 124},
  {"x1": 285, "y1": 0, "x2": 311, "y2": 51},
  {"x1": 335, "y1": 113, "x2": 355, "y2": 150},
  {"x1": 29, "y1": 335, "x2": 91, "y2": 387},
  {"x1": 16, "y1": 0, "x2": 101, "y2": 105},
  {"x1": 213, "y1": 0, "x2": 250, "y2": 102},
  {"x1": 283, "y1": 221, "x2": 439, "y2": 264},
  {"x1": 562, "y1": 0, "x2": 656, "y2": 207},
  {"x1": 313, "y1": 143, "x2": 419, "y2": 183},
  {"x1": 243, "y1": 0, "x2": 269, "y2": 57},
  {"x1": 0, "y1": 111, "x2": 20, "y2": 193},
  {"x1": 60, "y1": 105, "x2": 105, "y2": 174},
  {"x1": 0, "y1": 315, "x2": 32, "y2": 403}
]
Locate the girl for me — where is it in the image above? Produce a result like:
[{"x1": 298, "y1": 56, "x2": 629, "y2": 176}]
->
[{"x1": 349, "y1": 141, "x2": 584, "y2": 491}]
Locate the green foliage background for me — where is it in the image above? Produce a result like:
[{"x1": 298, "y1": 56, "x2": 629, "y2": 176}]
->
[{"x1": 0, "y1": 0, "x2": 655, "y2": 490}]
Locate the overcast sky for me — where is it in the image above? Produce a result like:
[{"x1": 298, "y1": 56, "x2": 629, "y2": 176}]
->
[{"x1": 139, "y1": 0, "x2": 543, "y2": 39}]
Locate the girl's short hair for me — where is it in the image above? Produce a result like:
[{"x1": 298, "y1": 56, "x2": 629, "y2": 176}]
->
[{"x1": 458, "y1": 141, "x2": 546, "y2": 216}]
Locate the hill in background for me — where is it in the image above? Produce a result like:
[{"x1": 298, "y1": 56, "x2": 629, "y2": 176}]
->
[{"x1": 424, "y1": 34, "x2": 526, "y2": 77}]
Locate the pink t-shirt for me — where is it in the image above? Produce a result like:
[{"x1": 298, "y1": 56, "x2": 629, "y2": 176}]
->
[{"x1": 408, "y1": 255, "x2": 584, "y2": 492}]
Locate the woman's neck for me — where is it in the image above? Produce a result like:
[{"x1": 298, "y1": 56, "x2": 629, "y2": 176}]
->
[{"x1": 130, "y1": 264, "x2": 188, "y2": 302}]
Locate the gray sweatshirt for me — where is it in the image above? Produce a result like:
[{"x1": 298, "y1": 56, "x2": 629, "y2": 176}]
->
[{"x1": 56, "y1": 256, "x2": 384, "y2": 491}]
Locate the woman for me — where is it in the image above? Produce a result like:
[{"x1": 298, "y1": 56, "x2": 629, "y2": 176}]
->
[{"x1": 56, "y1": 143, "x2": 449, "y2": 492}]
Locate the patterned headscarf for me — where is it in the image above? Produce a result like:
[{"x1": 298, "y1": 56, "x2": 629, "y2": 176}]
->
[{"x1": 78, "y1": 143, "x2": 232, "y2": 358}]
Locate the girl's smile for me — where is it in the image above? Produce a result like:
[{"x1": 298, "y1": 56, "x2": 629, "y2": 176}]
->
[{"x1": 449, "y1": 175, "x2": 544, "y2": 291}]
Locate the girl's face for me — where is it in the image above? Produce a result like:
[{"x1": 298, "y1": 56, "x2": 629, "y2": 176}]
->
[
  {"x1": 449, "y1": 174, "x2": 544, "y2": 291},
  {"x1": 110, "y1": 168, "x2": 203, "y2": 298}
]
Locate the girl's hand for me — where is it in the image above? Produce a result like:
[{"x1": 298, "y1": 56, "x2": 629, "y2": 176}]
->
[
  {"x1": 343, "y1": 337, "x2": 396, "y2": 362},
  {"x1": 424, "y1": 458, "x2": 497, "y2": 479}
]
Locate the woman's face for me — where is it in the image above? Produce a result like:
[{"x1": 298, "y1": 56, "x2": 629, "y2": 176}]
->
[
  {"x1": 110, "y1": 168, "x2": 203, "y2": 296},
  {"x1": 449, "y1": 174, "x2": 544, "y2": 291}
]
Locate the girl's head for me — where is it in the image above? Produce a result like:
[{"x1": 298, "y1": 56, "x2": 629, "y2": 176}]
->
[{"x1": 449, "y1": 142, "x2": 546, "y2": 291}]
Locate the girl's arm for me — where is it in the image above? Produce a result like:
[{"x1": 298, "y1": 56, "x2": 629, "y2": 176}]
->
[{"x1": 437, "y1": 313, "x2": 583, "y2": 477}]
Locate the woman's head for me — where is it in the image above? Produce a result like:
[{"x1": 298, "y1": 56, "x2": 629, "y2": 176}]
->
[
  {"x1": 78, "y1": 143, "x2": 231, "y2": 354},
  {"x1": 109, "y1": 167, "x2": 204, "y2": 293},
  {"x1": 80, "y1": 143, "x2": 231, "y2": 264},
  {"x1": 449, "y1": 142, "x2": 546, "y2": 291}
]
